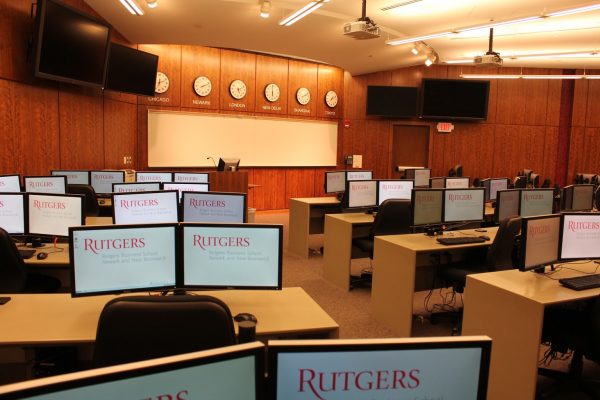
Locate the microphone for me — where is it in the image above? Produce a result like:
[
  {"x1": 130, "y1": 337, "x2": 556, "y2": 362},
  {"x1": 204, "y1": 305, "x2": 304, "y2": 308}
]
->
[{"x1": 206, "y1": 157, "x2": 217, "y2": 167}]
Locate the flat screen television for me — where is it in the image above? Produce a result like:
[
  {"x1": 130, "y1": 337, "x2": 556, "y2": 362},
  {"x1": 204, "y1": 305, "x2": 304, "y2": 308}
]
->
[
  {"x1": 182, "y1": 191, "x2": 247, "y2": 223},
  {"x1": 28, "y1": 193, "x2": 84, "y2": 238},
  {"x1": 104, "y1": 43, "x2": 159, "y2": 96},
  {"x1": 420, "y1": 79, "x2": 490, "y2": 120},
  {"x1": 51, "y1": 170, "x2": 90, "y2": 185},
  {"x1": 217, "y1": 158, "x2": 240, "y2": 171},
  {"x1": 181, "y1": 223, "x2": 283, "y2": 290},
  {"x1": 366, "y1": 85, "x2": 418, "y2": 118},
  {"x1": 0, "y1": 342, "x2": 265, "y2": 400},
  {"x1": 0, "y1": 175, "x2": 22, "y2": 192},
  {"x1": 268, "y1": 336, "x2": 492, "y2": 400},
  {"x1": 0, "y1": 193, "x2": 27, "y2": 235},
  {"x1": 112, "y1": 191, "x2": 179, "y2": 225},
  {"x1": 518, "y1": 214, "x2": 560, "y2": 272},
  {"x1": 34, "y1": 0, "x2": 112, "y2": 88}
]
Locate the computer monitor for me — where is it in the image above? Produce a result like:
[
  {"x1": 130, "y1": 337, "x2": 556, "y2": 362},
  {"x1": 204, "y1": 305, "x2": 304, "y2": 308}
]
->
[
  {"x1": 161, "y1": 182, "x2": 210, "y2": 202},
  {"x1": 445, "y1": 177, "x2": 470, "y2": 189},
  {"x1": 217, "y1": 158, "x2": 240, "y2": 171},
  {"x1": 411, "y1": 188, "x2": 444, "y2": 226},
  {"x1": 268, "y1": 336, "x2": 491, "y2": 400},
  {"x1": 518, "y1": 214, "x2": 560, "y2": 272},
  {"x1": 23, "y1": 176, "x2": 67, "y2": 194},
  {"x1": 519, "y1": 189, "x2": 554, "y2": 217},
  {"x1": 181, "y1": 223, "x2": 283, "y2": 290},
  {"x1": 482, "y1": 178, "x2": 510, "y2": 202},
  {"x1": 51, "y1": 170, "x2": 90, "y2": 185},
  {"x1": 173, "y1": 172, "x2": 210, "y2": 183},
  {"x1": 346, "y1": 170, "x2": 373, "y2": 181},
  {"x1": 377, "y1": 179, "x2": 414, "y2": 205},
  {"x1": 495, "y1": 189, "x2": 520, "y2": 222},
  {"x1": 0, "y1": 193, "x2": 26, "y2": 235},
  {"x1": 0, "y1": 342, "x2": 264, "y2": 400},
  {"x1": 344, "y1": 180, "x2": 377, "y2": 210},
  {"x1": 443, "y1": 188, "x2": 485, "y2": 224},
  {"x1": 90, "y1": 170, "x2": 125, "y2": 195},
  {"x1": 28, "y1": 193, "x2": 84, "y2": 238},
  {"x1": 112, "y1": 182, "x2": 161, "y2": 193},
  {"x1": 324, "y1": 171, "x2": 346, "y2": 194},
  {"x1": 112, "y1": 191, "x2": 179, "y2": 225},
  {"x1": 429, "y1": 177, "x2": 445, "y2": 189},
  {"x1": 182, "y1": 191, "x2": 247, "y2": 223},
  {"x1": 561, "y1": 184, "x2": 594, "y2": 211},
  {"x1": 70, "y1": 223, "x2": 178, "y2": 297},
  {"x1": 559, "y1": 212, "x2": 600, "y2": 260},
  {"x1": 405, "y1": 168, "x2": 431, "y2": 187},
  {"x1": 135, "y1": 171, "x2": 173, "y2": 183},
  {"x1": 0, "y1": 175, "x2": 21, "y2": 192}
]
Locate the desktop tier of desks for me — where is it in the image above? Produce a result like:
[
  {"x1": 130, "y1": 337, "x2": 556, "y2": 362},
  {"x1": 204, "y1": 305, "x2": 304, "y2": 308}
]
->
[
  {"x1": 0, "y1": 288, "x2": 339, "y2": 349},
  {"x1": 462, "y1": 263, "x2": 600, "y2": 400},
  {"x1": 288, "y1": 197, "x2": 341, "y2": 258}
]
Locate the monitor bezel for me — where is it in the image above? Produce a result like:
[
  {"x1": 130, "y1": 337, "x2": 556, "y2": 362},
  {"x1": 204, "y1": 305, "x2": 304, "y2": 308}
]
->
[
  {"x1": 562, "y1": 184, "x2": 595, "y2": 211},
  {"x1": 0, "y1": 174, "x2": 22, "y2": 192},
  {"x1": 267, "y1": 337, "x2": 492, "y2": 400},
  {"x1": 481, "y1": 178, "x2": 510, "y2": 202},
  {"x1": 444, "y1": 176, "x2": 471, "y2": 189},
  {"x1": 111, "y1": 190, "x2": 180, "y2": 225},
  {"x1": 135, "y1": 171, "x2": 174, "y2": 183},
  {"x1": 518, "y1": 188, "x2": 555, "y2": 217},
  {"x1": 517, "y1": 213, "x2": 561, "y2": 272},
  {"x1": 0, "y1": 192, "x2": 28, "y2": 236},
  {"x1": 429, "y1": 177, "x2": 445, "y2": 189},
  {"x1": 173, "y1": 172, "x2": 210, "y2": 183},
  {"x1": 23, "y1": 175, "x2": 67, "y2": 194},
  {"x1": 410, "y1": 188, "x2": 444, "y2": 227},
  {"x1": 494, "y1": 189, "x2": 521, "y2": 223},
  {"x1": 558, "y1": 212, "x2": 600, "y2": 261},
  {"x1": 90, "y1": 170, "x2": 126, "y2": 195},
  {"x1": 324, "y1": 171, "x2": 347, "y2": 194},
  {"x1": 343, "y1": 179, "x2": 378, "y2": 210},
  {"x1": 50, "y1": 170, "x2": 90, "y2": 185},
  {"x1": 376, "y1": 179, "x2": 414, "y2": 205},
  {"x1": 69, "y1": 223, "x2": 179, "y2": 297},
  {"x1": 180, "y1": 222, "x2": 284, "y2": 290},
  {"x1": 442, "y1": 187, "x2": 485, "y2": 224},
  {"x1": 111, "y1": 182, "x2": 162, "y2": 193},
  {"x1": 0, "y1": 342, "x2": 265, "y2": 400},
  {"x1": 181, "y1": 191, "x2": 248, "y2": 223},
  {"x1": 28, "y1": 192, "x2": 85, "y2": 238},
  {"x1": 404, "y1": 168, "x2": 431, "y2": 187}
]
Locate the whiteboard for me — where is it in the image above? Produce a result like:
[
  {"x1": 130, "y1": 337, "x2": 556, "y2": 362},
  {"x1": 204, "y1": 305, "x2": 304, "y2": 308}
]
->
[{"x1": 147, "y1": 111, "x2": 338, "y2": 167}]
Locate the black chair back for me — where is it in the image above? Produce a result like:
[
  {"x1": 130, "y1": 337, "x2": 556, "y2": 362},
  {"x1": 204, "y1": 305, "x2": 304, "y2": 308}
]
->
[
  {"x1": 370, "y1": 199, "x2": 412, "y2": 236},
  {"x1": 67, "y1": 184, "x2": 100, "y2": 217},
  {"x1": 486, "y1": 216, "x2": 522, "y2": 271},
  {"x1": 0, "y1": 228, "x2": 26, "y2": 293},
  {"x1": 94, "y1": 295, "x2": 237, "y2": 367}
]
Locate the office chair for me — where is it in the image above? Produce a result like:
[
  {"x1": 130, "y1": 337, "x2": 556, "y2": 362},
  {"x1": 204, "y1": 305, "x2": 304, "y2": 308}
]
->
[
  {"x1": 351, "y1": 199, "x2": 412, "y2": 288},
  {"x1": 0, "y1": 228, "x2": 61, "y2": 293},
  {"x1": 93, "y1": 295, "x2": 243, "y2": 367},
  {"x1": 67, "y1": 184, "x2": 100, "y2": 217},
  {"x1": 472, "y1": 177, "x2": 482, "y2": 187},
  {"x1": 541, "y1": 178, "x2": 551, "y2": 188},
  {"x1": 538, "y1": 296, "x2": 600, "y2": 399},
  {"x1": 530, "y1": 173, "x2": 540, "y2": 188}
]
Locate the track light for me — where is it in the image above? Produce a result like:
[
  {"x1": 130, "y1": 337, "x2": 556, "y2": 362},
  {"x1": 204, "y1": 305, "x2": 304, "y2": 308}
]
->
[
  {"x1": 424, "y1": 52, "x2": 437, "y2": 67},
  {"x1": 146, "y1": 0, "x2": 158, "y2": 8},
  {"x1": 119, "y1": 0, "x2": 144, "y2": 15},
  {"x1": 411, "y1": 43, "x2": 422, "y2": 55},
  {"x1": 260, "y1": 1, "x2": 271, "y2": 18}
]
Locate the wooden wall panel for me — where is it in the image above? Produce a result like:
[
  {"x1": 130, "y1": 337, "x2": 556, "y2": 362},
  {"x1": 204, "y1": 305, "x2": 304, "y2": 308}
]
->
[
  {"x1": 288, "y1": 60, "x2": 318, "y2": 118},
  {"x1": 542, "y1": 126, "x2": 559, "y2": 185},
  {"x1": 220, "y1": 50, "x2": 256, "y2": 112},
  {"x1": 255, "y1": 55, "x2": 288, "y2": 116},
  {"x1": 251, "y1": 168, "x2": 286, "y2": 210},
  {"x1": 343, "y1": 73, "x2": 366, "y2": 120},
  {"x1": 285, "y1": 169, "x2": 316, "y2": 200},
  {"x1": 58, "y1": 86, "x2": 104, "y2": 169},
  {"x1": 366, "y1": 120, "x2": 392, "y2": 179},
  {"x1": 181, "y1": 46, "x2": 221, "y2": 110},
  {"x1": 313, "y1": 167, "x2": 329, "y2": 197},
  {"x1": 138, "y1": 44, "x2": 182, "y2": 107},
  {"x1": 449, "y1": 123, "x2": 495, "y2": 180},
  {"x1": 429, "y1": 130, "x2": 449, "y2": 177},
  {"x1": 317, "y1": 65, "x2": 343, "y2": 119},
  {"x1": 545, "y1": 80, "x2": 562, "y2": 127},
  {"x1": 585, "y1": 79, "x2": 600, "y2": 127},
  {"x1": 391, "y1": 66, "x2": 422, "y2": 87},
  {"x1": 567, "y1": 127, "x2": 585, "y2": 182},
  {"x1": 0, "y1": 0, "x2": 34, "y2": 83},
  {"x1": 495, "y1": 68, "x2": 552, "y2": 126},
  {"x1": 104, "y1": 98, "x2": 137, "y2": 170}
]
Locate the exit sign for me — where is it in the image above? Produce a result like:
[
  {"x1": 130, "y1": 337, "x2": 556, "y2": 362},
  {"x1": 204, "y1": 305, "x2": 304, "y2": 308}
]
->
[{"x1": 436, "y1": 122, "x2": 454, "y2": 133}]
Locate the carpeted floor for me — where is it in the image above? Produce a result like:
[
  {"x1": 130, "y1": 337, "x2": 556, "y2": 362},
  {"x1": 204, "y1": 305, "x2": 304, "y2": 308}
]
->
[{"x1": 256, "y1": 209, "x2": 600, "y2": 400}]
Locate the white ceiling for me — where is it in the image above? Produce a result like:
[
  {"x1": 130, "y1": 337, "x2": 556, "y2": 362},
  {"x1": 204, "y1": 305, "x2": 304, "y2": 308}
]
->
[{"x1": 83, "y1": 0, "x2": 600, "y2": 75}]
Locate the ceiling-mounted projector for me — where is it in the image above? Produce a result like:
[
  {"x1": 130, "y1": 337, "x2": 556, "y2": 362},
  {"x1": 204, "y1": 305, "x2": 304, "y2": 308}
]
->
[
  {"x1": 344, "y1": 0, "x2": 380, "y2": 40},
  {"x1": 473, "y1": 53, "x2": 503, "y2": 66}
]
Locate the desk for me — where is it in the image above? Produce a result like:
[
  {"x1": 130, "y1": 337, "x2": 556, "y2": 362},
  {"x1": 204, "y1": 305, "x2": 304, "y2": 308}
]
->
[
  {"x1": 0, "y1": 287, "x2": 339, "y2": 347},
  {"x1": 288, "y1": 197, "x2": 340, "y2": 258},
  {"x1": 462, "y1": 263, "x2": 600, "y2": 400},
  {"x1": 322, "y1": 213, "x2": 374, "y2": 290},
  {"x1": 371, "y1": 227, "x2": 498, "y2": 336}
]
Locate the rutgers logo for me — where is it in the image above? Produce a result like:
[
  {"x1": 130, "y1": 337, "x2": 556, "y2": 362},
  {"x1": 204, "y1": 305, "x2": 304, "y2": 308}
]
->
[
  {"x1": 448, "y1": 193, "x2": 472, "y2": 202},
  {"x1": 192, "y1": 235, "x2": 250, "y2": 250},
  {"x1": 141, "y1": 390, "x2": 189, "y2": 400},
  {"x1": 28, "y1": 181, "x2": 54, "y2": 188},
  {"x1": 529, "y1": 225, "x2": 551, "y2": 237},
  {"x1": 418, "y1": 194, "x2": 434, "y2": 202},
  {"x1": 119, "y1": 199, "x2": 159, "y2": 209},
  {"x1": 83, "y1": 237, "x2": 146, "y2": 254},
  {"x1": 523, "y1": 193, "x2": 544, "y2": 201},
  {"x1": 381, "y1": 184, "x2": 401, "y2": 191},
  {"x1": 568, "y1": 220, "x2": 600, "y2": 232},
  {"x1": 96, "y1": 175, "x2": 116, "y2": 180},
  {"x1": 188, "y1": 199, "x2": 226, "y2": 208},
  {"x1": 33, "y1": 200, "x2": 66, "y2": 210},
  {"x1": 297, "y1": 368, "x2": 421, "y2": 400}
]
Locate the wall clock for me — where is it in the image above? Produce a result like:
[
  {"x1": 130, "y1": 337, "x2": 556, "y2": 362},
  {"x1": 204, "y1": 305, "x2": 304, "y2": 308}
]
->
[
  {"x1": 229, "y1": 79, "x2": 247, "y2": 100},
  {"x1": 155, "y1": 72, "x2": 169, "y2": 94},
  {"x1": 296, "y1": 87, "x2": 310, "y2": 105},
  {"x1": 193, "y1": 76, "x2": 212, "y2": 97},
  {"x1": 325, "y1": 90, "x2": 338, "y2": 108},
  {"x1": 264, "y1": 83, "x2": 280, "y2": 102}
]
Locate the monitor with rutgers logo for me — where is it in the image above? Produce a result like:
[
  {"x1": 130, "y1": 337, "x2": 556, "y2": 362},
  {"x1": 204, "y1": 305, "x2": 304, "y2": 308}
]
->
[
  {"x1": 28, "y1": 193, "x2": 84, "y2": 238},
  {"x1": 181, "y1": 223, "x2": 283, "y2": 290},
  {"x1": 24, "y1": 176, "x2": 67, "y2": 194},
  {"x1": 69, "y1": 223, "x2": 178, "y2": 296},
  {"x1": 267, "y1": 336, "x2": 491, "y2": 400},
  {"x1": 0, "y1": 342, "x2": 265, "y2": 400},
  {"x1": 0, "y1": 174, "x2": 22, "y2": 193},
  {"x1": 112, "y1": 191, "x2": 179, "y2": 224},
  {"x1": 182, "y1": 191, "x2": 247, "y2": 223}
]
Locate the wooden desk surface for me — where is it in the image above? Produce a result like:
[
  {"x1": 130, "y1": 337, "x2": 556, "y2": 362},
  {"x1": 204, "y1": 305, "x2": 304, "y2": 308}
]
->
[
  {"x1": 377, "y1": 226, "x2": 499, "y2": 253},
  {"x1": 0, "y1": 287, "x2": 339, "y2": 346},
  {"x1": 326, "y1": 212, "x2": 375, "y2": 224},
  {"x1": 290, "y1": 197, "x2": 340, "y2": 205}
]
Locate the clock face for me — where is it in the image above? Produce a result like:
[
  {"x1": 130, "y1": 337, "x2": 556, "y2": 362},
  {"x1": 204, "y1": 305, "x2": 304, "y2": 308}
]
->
[
  {"x1": 325, "y1": 90, "x2": 338, "y2": 108},
  {"x1": 296, "y1": 87, "x2": 310, "y2": 105},
  {"x1": 193, "y1": 76, "x2": 212, "y2": 97},
  {"x1": 155, "y1": 72, "x2": 169, "y2": 94},
  {"x1": 229, "y1": 79, "x2": 247, "y2": 100},
  {"x1": 264, "y1": 83, "x2": 280, "y2": 102}
]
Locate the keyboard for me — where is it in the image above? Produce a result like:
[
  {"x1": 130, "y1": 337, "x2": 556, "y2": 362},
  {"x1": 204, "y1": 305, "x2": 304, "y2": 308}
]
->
[
  {"x1": 18, "y1": 249, "x2": 36, "y2": 259},
  {"x1": 436, "y1": 236, "x2": 487, "y2": 245},
  {"x1": 559, "y1": 274, "x2": 600, "y2": 291}
]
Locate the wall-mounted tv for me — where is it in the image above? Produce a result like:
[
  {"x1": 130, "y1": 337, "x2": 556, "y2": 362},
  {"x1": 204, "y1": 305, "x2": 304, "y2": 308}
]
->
[
  {"x1": 34, "y1": 0, "x2": 112, "y2": 88},
  {"x1": 366, "y1": 86, "x2": 418, "y2": 117},
  {"x1": 420, "y1": 79, "x2": 490, "y2": 121},
  {"x1": 105, "y1": 43, "x2": 159, "y2": 96}
]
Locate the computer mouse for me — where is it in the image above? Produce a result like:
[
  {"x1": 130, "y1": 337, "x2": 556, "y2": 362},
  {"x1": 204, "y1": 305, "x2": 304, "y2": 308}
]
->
[
  {"x1": 36, "y1": 252, "x2": 48, "y2": 260},
  {"x1": 479, "y1": 235, "x2": 491, "y2": 241},
  {"x1": 233, "y1": 313, "x2": 257, "y2": 323}
]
